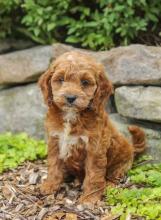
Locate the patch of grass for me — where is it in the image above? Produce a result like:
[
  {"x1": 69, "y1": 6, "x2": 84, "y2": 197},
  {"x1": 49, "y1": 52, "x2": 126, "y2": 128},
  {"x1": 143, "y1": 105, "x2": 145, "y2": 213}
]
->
[
  {"x1": 106, "y1": 156, "x2": 161, "y2": 220},
  {"x1": 0, "y1": 132, "x2": 47, "y2": 173}
]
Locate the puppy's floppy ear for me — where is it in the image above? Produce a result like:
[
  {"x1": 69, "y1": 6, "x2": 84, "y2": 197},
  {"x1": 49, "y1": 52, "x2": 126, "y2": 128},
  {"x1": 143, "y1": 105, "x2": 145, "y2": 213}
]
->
[
  {"x1": 92, "y1": 64, "x2": 113, "y2": 112},
  {"x1": 38, "y1": 68, "x2": 53, "y2": 107}
]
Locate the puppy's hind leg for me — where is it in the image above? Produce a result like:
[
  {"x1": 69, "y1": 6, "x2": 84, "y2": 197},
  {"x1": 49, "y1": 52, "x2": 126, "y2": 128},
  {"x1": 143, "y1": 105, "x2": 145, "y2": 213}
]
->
[
  {"x1": 106, "y1": 137, "x2": 134, "y2": 186},
  {"x1": 106, "y1": 159, "x2": 133, "y2": 186},
  {"x1": 106, "y1": 126, "x2": 146, "y2": 186}
]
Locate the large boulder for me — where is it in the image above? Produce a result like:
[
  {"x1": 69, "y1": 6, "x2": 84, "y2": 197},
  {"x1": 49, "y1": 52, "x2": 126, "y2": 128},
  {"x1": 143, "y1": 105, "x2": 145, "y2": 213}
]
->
[
  {"x1": 115, "y1": 86, "x2": 161, "y2": 122},
  {"x1": 0, "y1": 83, "x2": 46, "y2": 138},
  {"x1": 52, "y1": 43, "x2": 161, "y2": 85},
  {"x1": 0, "y1": 46, "x2": 53, "y2": 85},
  {"x1": 1, "y1": 43, "x2": 161, "y2": 86},
  {"x1": 110, "y1": 114, "x2": 161, "y2": 160}
]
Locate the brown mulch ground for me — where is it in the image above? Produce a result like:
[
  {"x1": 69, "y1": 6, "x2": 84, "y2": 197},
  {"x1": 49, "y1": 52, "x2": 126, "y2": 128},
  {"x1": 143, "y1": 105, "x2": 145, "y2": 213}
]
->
[{"x1": 0, "y1": 160, "x2": 114, "y2": 220}]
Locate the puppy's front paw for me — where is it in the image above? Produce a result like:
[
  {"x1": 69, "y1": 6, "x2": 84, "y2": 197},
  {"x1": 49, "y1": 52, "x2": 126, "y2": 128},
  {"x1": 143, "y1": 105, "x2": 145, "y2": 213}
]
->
[{"x1": 40, "y1": 181, "x2": 59, "y2": 195}]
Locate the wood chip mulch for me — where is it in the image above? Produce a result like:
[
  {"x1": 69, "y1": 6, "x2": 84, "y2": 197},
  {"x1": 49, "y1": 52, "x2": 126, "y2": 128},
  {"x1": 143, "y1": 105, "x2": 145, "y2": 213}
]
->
[{"x1": 0, "y1": 160, "x2": 115, "y2": 220}]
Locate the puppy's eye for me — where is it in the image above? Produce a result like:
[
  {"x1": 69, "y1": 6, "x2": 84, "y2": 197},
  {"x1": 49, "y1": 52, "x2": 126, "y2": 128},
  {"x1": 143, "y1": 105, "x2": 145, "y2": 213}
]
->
[
  {"x1": 58, "y1": 77, "x2": 64, "y2": 83},
  {"x1": 81, "y1": 79, "x2": 90, "y2": 87}
]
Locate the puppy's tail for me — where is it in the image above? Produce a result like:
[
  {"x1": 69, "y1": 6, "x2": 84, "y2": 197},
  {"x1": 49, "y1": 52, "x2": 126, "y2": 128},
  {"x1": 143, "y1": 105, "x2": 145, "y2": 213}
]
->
[{"x1": 128, "y1": 125, "x2": 146, "y2": 154}]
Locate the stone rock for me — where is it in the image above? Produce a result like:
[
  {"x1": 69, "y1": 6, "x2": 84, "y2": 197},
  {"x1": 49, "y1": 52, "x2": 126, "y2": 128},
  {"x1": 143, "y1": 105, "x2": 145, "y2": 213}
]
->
[
  {"x1": 106, "y1": 96, "x2": 116, "y2": 113},
  {"x1": 115, "y1": 86, "x2": 161, "y2": 122},
  {"x1": 0, "y1": 39, "x2": 35, "y2": 54},
  {"x1": 0, "y1": 46, "x2": 53, "y2": 85},
  {"x1": 52, "y1": 43, "x2": 81, "y2": 57},
  {"x1": 110, "y1": 114, "x2": 161, "y2": 160},
  {"x1": 0, "y1": 84, "x2": 46, "y2": 138},
  {"x1": 52, "y1": 43, "x2": 161, "y2": 85},
  {"x1": 1, "y1": 43, "x2": 160, "y2": 86}
]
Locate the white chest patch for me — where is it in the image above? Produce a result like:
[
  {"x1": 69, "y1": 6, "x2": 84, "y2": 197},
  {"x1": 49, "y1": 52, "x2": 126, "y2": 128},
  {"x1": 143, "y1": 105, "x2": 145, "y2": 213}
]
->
[
  {"x1": 63, "y1": 110, "x2": 77, "y2": 122},
  {"x1": 59, "y1": 120, "x2": 73, "y2": 159},
  {"x1": 50, "y1": 111, "x2": 88, "y2": 160}
]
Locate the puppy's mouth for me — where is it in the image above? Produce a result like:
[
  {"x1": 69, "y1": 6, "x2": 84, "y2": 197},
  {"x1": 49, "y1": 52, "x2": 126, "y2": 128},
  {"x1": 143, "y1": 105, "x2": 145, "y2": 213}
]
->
[
  {"x1": 53, "y1": 94, "x2": 91, "y2": 111},
  {"x1": 62, "y1": 101, "x2": 89, "y2": 113},
  {"x1": 63, "y1": 103, "x2": 78, "y2": 111}
]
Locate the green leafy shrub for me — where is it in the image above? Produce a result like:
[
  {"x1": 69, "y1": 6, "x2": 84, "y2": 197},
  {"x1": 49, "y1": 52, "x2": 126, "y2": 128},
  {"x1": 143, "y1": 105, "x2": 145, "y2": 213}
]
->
[
  {"x1": 0, "y1": 0, "x2": 161, "y2": 50},
  {"x1": 0, "y1": 0, "x2": 21, "y2": 39},
  {"x1": 20, "y1": 0, "x2": 71, "y2": 44},
  {"x1": 106, "y1": 157, "x2": 161, "y2": 220},
  {"x1": 0, "y1": 132, "x2": 47, "y2": 173},
  {"x1": 106, "y1": 187, "x2": 161, "y2": 220}
]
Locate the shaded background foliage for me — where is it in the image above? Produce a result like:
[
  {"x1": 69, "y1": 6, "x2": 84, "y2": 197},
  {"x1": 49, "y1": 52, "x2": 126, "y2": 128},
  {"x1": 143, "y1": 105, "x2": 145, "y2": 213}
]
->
[{"x1": 0, "y1": 0, "x2": 161, "y2": 50}]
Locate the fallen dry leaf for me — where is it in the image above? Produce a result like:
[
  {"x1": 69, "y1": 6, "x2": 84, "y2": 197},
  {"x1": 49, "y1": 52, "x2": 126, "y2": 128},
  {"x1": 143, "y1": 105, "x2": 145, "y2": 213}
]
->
[
  {"x1": 2, "y1": 185, "x2": 12, "y2": 200},
  {"x1": 65, "y1": 213, "x2": 77, "y2": 220},
  {"x1": 37, "y1": 208, "x2": 48, "y2": 220},
  {"x1": 101, "y1": 214, "x2": 120, "y2": 220},
  {"x1": 45, "y1": 212, "x2": 77, "y2": 220},
  {"x1": 45, "y1": 212, "x2": 65, "y2": 220},
  {"x1": 2, "y1": 184, "x2": 15, "y2": 202},
  {"x1": 29, "y1": 171, "x2": 39, "y2": 185}
]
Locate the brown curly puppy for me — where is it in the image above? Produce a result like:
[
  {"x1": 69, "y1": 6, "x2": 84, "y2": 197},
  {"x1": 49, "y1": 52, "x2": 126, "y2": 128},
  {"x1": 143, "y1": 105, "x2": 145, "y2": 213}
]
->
[{"x1": 38, "y1": 51, "x2": 146, "y2": 204}]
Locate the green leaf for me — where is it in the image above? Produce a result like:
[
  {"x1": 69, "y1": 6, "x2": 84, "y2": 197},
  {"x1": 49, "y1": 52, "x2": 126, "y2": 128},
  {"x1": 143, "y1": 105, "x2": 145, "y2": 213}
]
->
[
  {"x1": 33, "y1": 28, "x2": 40, "y2": 36},
  {"x1": 66, "y1": 36, "x2": 79, "y2": 43},
  {"x1": 47, "y1": 23, "x2": 56, "y2": 31}
]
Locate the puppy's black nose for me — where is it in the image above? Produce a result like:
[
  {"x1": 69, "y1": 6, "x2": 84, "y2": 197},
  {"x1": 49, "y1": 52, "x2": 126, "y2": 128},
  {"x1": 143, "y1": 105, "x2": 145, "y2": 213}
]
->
[{"x1": 66, "y1": 95, "x2": 77, "y2": 104}]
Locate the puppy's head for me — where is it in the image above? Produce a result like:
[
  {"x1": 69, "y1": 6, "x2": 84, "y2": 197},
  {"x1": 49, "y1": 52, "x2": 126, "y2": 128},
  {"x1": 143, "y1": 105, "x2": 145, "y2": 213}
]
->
[{"x1": 39, "y1": 51, "x2": 113, "y2": 113}]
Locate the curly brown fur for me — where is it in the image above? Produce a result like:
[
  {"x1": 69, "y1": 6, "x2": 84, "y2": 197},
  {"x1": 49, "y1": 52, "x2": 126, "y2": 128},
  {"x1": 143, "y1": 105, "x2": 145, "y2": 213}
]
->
[{"x1": 38, "y1": 51, "x2": 146, "y2": 204}]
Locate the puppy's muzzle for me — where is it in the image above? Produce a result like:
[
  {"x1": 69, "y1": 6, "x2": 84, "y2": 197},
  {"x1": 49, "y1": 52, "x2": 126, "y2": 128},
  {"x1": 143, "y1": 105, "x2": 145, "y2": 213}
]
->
[{"x1": 65, "y1": 95, "x2": 77, "y2": 104}]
